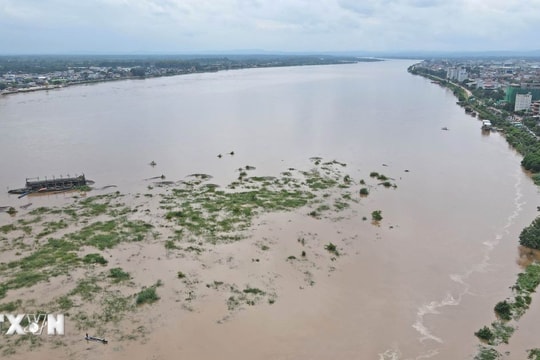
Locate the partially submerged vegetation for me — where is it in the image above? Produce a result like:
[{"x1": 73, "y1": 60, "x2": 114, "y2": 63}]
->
[
  {"x1": 529, "y1": 349, "x2": 540, "y2": 360},
  {"x1": 136, "y1": 284, "x2": 160, "y2": 305},
  {"x1": 473, "y1": 237, "x2": 540, "y2": 350},
  {"x1": 519, "y1": 217, "x2": 540, "y2": 250},
  {"x1": 474, "y1": 346, "x2": 502, "y2": 360},
  {"x1": 371, "y1": 210, "x2": 383, "y2": 222},
  {"x1": 0, "y1": 158, "x2": 400, "y2": 356},
  {"x1": 324, "y1": 242, "x2": 339, "y2": 257},
  {"x1": 160, "y1": 159, "x2": 395, "y2": 243}
]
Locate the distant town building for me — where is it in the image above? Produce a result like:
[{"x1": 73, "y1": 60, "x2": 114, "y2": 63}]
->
[
  {"x1": 506, "y1": 83, "x2": 540, "y2": 104},
  {"x1": 446, "y1": 67, "x2": 468, "y2": 82},
  {"x1": 532, "y1": 101, "x2": 540, "y2": 115},
  {"x1": 522, "y1": 82, "x2": 540, "y2": 91},
  {"x1": 476, "y1": 79, "x2": 499, "y2": 89},
  {"x1": 457, "y1": 68, "x2": 469, "y2": 82},
  {"x1": 515, "y1": 93, "x2": 533, "y2": 112},
  {"x1": 447, "y1": 67, "x2": 458, "y2": 80}
]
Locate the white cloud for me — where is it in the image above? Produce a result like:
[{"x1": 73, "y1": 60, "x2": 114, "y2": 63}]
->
[{"x1": 0, "y1": 0, "x2": 538, "y2": 53}]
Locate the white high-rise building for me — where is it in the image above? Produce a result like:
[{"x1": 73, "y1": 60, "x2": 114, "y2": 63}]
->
[
  {"x1": 446, "y1": 67, "x2": 468, "y2": 82},
  {"x1": 515, "y1": 93, "x2": 532, "y2": 112},
  {"x1": 457, "y1": 68, "x2": 468, "y2": 82}
]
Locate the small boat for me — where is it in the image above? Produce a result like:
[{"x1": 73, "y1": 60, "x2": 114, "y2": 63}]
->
[
  {"x1": 85, "y1": 333, "x2": 108, "y2": 344},
  {"x1": 482, "y1": 120, "x2": 492, "y2": 130}
]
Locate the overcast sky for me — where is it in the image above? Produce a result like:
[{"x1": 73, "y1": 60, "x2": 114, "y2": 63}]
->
[{"x1": 0, "y1": 0, "x2": 538, "y2": 54}]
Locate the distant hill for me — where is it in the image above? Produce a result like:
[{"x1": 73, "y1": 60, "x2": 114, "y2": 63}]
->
[{"x1": 321, "y1": 49, "x2": 540, "y2": 59}]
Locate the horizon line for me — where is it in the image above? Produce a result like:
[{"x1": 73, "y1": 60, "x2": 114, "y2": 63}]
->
[{"x1": 0, "y1": 49, "x2": 539, "y2": 57}]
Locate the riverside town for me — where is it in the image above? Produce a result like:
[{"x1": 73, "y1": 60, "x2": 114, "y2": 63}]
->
[{"x1": 0, "y1": 55, "x2": 374, "y2": 95}]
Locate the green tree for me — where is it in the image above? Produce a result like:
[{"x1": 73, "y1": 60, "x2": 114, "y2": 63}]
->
[
  {"x1": 494, "y1": 300, "x2": 512, "y2": 321},
  {"x1": 130, "y1": 67, "x2": 146, "y2": 77},
  {"x1": 475, "y1": 326, "x2": 494, "y2": 342},
  {"x1": 520, "y1": 217, "x2": 540, "y2": 250},
  {"x1": 522, "y1": 153, "x2": 540, "y2": 172}
]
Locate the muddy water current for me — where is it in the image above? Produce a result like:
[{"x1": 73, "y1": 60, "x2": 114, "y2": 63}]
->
[{"x1": 0, "y1": 60, "x2": 539, "y2": 359}]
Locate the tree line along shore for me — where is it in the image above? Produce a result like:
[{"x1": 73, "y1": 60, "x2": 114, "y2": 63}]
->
[{"x1": 410, "y1": 63, "x2": 540, "y2": 360}]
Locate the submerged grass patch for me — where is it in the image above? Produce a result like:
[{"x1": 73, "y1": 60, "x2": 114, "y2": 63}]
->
[
  {"x1": 136, "y1": 286, "x2": 159, "y2": 305},
  {"x1": 0, "y1": 202, "x2": 152, "y2": 299},
  {"x1": 0, "y1": 157, "x2": 387, "y2": 330},
  {"x1": 371, "y1": 210, "x2": 383, "y2": 221},
  {"x1": 3, "y1": 271, "x2": 48, "y2": 294},
  {"x1": 100, "y1": 291, "x2": 132, "y2": 322},
  {"x1": 77, "y1": 193, "x2": 122, "y2": 217},
  {"x1": 474, "y1": 346, "x2": 501, "y2": 360},
  {"x1": 65, "y1": 218, "x2": 153, "y2": 249},
  {"x1": 57, "y1": 295, "x2": 74, "y2": 311},
  {"x1": 83, "y1": 253, "x2": 108, "y2": 265},
  {"x1": 225, "y1": 284, "x2": 271, "y2": 310},
  {"x1": 70, "y1": 277, "x2": 102, "y2": 301},
  {"x1": 108, "y1": 267, "x2": 131, "y2": 283},
  {"x1": 165, "y1": 186, "x2": 316, "y2": 241},
  {"x1": 5, "y1": 238, "x2": 79, "y2": 284},
  {"x1": 162, "y1": 159, "x2": 363, "y2": 243},
  {"x1": 324, "y1": 242, "x2": 339, "y2": 257},
  {"x1": 305, "y1": 176, "x2": 338, "y2": 191},
  {"x1": 36, "y1": 220, "x2": 69, "y2": 239},
  {"x1": 0, "y1": 224, "x2": 16, "y2": 234},
  {"x1": 0, "y1": 299, "x2": 22, "y2": 312}
]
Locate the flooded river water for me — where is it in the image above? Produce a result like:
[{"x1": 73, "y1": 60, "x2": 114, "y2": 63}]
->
[{"x1": 0, "y1": 60, "x2": 539, "y2": 359}]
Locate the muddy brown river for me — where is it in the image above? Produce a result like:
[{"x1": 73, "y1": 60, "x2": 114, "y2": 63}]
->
[{"x1": 0, "y1": 60, "x2": 539, "y2": 359}]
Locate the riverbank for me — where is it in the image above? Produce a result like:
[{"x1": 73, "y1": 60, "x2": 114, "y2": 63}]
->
[
  {"x1": 0, "y1": 54, "x2": 379, "y2": 97},
  {"x1": 409, "y1": 63, "x2": 540, "y2": 359}
]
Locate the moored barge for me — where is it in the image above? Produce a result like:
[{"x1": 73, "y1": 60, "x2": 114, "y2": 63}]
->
[{"x1": 8, "y1": 174, "x2": 90, "y2": 195}]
